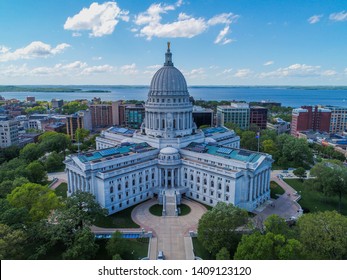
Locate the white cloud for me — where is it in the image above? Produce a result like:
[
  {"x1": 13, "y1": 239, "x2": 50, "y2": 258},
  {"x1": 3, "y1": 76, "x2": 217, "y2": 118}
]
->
[
  {"x1": 259, "y1": 63, "x2": 322, "y2": 78},
  {"x1": 183, "y1": 68, "x2": 205, "y2": 80},
  {"x1": 329, "y1": 11, "x2": 347, "y2": 22},
  {"x1": 82, "y1": 64, "x2": 115, "y2": 74},
  {"x1": 0, "y1": 41, "x2": 70, "y2": 62},
  {"x1": 120, "y1": 63, "x2": 138, "y2": 74},
  {"x1": 308, "y1": 15, "x2": 323, "y2": 24},
  {"x1": 264, "y1": 61, "x2": 274, "y2": 66},
  {"x1": 234, "y1": 69, "x2": 252, "y2": 78},
  {"x1": 321, "y1": 70, "x2": 337, "y2": 76},
  {"x1": 147, "y1": 64, "x2": 162, "y2": 70},
  {"x1": 134, "y1": 2, "x2": 238, "y2": 44},
  {"x1": 72, "y1": 32, "x2": 82, "y2": 37},
  {"x1": 0, "y1": 45, "x2": 10, "y2": 54},
  {"x1": 92, "y1": 56, "x2": 103, "y2": 60},
  {"x1": 223, "y1": 68, "x2": 233, "y2": 74},
  {"x1": 64, "y1": 2, "x2": 129, "y2": 37},
  {"x1": 214, "y1": 26, "x2": 232, "y2": 45}
]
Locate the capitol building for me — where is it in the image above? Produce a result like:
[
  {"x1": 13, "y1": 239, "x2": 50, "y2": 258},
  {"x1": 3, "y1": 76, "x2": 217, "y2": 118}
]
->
[{"x1": 64, "y1": 44, "x2": 273, "y2": 215}]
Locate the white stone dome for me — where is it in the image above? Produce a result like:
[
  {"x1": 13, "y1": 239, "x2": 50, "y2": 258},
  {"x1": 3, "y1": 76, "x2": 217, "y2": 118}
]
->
[{"x1": 160, "y1": 147, "x2": 179, "y2": 155}]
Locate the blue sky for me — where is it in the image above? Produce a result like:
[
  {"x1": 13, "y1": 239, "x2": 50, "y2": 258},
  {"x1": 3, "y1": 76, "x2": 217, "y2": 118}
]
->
[{"x1": 0, "y1": 0, "x2": 346, "y2": 85}]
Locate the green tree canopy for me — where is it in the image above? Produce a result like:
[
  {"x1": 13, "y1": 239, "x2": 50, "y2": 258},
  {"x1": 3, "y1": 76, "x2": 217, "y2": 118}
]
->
[
  {"x1": 234, "y1": 232, "x2": 303, "y2": 260},
  {"x1": 297, "y1": 211, "x2": 347, "y2": 259},
  {"x1": 310, "y1": 161, "x2": 347, "y2": 212},
  {"x1": 7, "y1": 183, "x2": 60, "y2": 222},
  {"x1": 25, "y1": 161, "x2": 47, "y2": 184},
  {"x1": 62, "y1": 228, "x2": 99, "y2": 260},
  {"x1": 293, "y1": 167, "x2": 306, "y2": 180},
  {"x1": 216, "y1": 247, "x2": 231, "y2": 260},
  {"x1": 107, "y1": 231, "x2": 128, "y2": 259},
  {"x1": 197, "y1": 202, "x2": 248, "y2": 256},
  {"x1": 20, "y1": 143, "x2": 44, "y2": 162},
  {"x1": 0, "y1": 223, "x2": 27, "y2": 259}
]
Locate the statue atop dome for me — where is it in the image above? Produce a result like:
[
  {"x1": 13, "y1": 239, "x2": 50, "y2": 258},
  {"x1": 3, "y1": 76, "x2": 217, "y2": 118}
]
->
[{"x1": 164, "y1": 41, "x2": 173, "y2": 66}]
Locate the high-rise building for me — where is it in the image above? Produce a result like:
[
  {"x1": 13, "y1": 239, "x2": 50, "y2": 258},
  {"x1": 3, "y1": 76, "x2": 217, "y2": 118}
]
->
[
  {"x1": 217, "y1": 102, "x2": 250, "y2": 130},
  {"x1": 66, "y1": 110, "x2": 92, "y2": 140},
  {"x1": 291, "y1": 106, "x2": 331, "y2": 136},
  {"x1": 125, "y1": 104, "x2": 145, "y2": 129},
  {"x1": 192, "y1": 106, "x2": 213, "y2": 128},
  {"x1": 323, "y1": 106, "x2": 347, "y2": 134},
  {"x1": 89, "y1": 104, "x2": 113, "y2": 129},
  {"x1": 0, "y1": 118, "x2": 19, "y2": 148},
  {"x1": 65, "y1": 44, "x2": 272, "y2": 216},
  {"x1": 250, "y1": 106, "x2": 268, "y2": 130}
]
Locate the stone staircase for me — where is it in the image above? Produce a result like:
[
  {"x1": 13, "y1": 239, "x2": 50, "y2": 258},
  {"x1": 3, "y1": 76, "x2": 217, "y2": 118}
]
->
[{"x1": 163, "y1": 189, "x2": 178, "y2": 217}]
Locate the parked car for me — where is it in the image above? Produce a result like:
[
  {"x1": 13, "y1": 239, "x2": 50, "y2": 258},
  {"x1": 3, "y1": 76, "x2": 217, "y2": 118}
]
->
[{"x1": 157, "y1": 251, "x2": 165, "y2": 260}]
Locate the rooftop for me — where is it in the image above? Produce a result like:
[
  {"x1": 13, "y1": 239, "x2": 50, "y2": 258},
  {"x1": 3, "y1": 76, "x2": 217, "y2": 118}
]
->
[
  {"x1": 182, "y1": 142, "x2": 262, "y2": 163},
  {"x1": 78, "y1": 142, "x2": 157, "y2": 163},
  {"x1": 106, "y1": 126, "x2": 136, "y2": 137},
  {"x1": 202, "y1": 126, "x2": 228, "y2": 136}
]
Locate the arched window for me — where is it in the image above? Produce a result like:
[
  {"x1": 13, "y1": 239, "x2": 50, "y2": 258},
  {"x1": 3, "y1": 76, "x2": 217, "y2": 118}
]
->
[
  {"x1": 184, "y1": 173, "x2": 187, "y2": 179},
  {"x1": 197, "y1": 177, "x2": 200, "y2": 183},
  {"x1": 173, "y1": 119, "x2": 176, "y2": 129},
  {"x1": 162, "y1": 119, "x2": 165, "y2": 129},
  {"x1": 110, "y1": 186, "x2": 114, "y2": 193},
  {"x1": 211, "y1": 181, "x2": 214, "y2": 187},
  {"x1": 139, "y1": 177, "x2": 142, "y2": 183},
  {"x1": 204, "y1": 178, "x2": 207, "y2": 185},
  {"x1": 118, "y1": 184, "x2": 121, "y2": 191},
  {"x1": 226, "y1": 185, "x2": 230, "y2": 192},
  {"x1": 190, "y1": 174, "x2": 194, "y2": 180},
  {"x1": 146, "y1": 175, "x2": 149, "y2": 181},
  {"x1": 125, "y1": 182, "x2": 128, "y2": 188},
  {"x1": 132, "y1": 179, "x2": 135, "y2": 186}
]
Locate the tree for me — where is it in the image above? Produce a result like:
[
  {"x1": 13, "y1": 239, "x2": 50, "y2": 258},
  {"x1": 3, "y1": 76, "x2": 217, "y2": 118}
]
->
[
  {"x1": 262, "y1": 139, "x2": 277, "y2": 156},
  {"x1": 0, "y1": 145, "x2": 20, "y2": 164},
  {"x1": 297, "y1": 211, "x2": 347, "y2": 259},
  {"x1": 241, "y1": 131, "x2": 257, "y2": 151},
  {"x1": 234, "y1": 232, "x2": 303, "y2": 260},
  {"x1": 264, "y1": 215, "x2": 290, "y2": 236},
  {"x1": 39, "y1": 132, "x2": 70, "y2": 156},
  {"x1": 54, "y1": 191, "x2": 107, "y2": 231},
  {"x1": 61, "y1": 101, "x2": 88, "y2": 114},
  {"x1": 25, "y1": 161, "x2": 47, "y2": 184},
  {"x1": 216, "y1": 247, "x2": 230, "y2": 260},
  {"x1": 62, "y1": 228, "x2": 99, "y2": 260},
  {"x1": 44, "y1": 152, "x2": 64, "y2": 172},
  {"x1": 7, "y1": 183, "x2": 60, "y2": 222},
  {"x1": 197, "y1": 202, "x2": 248, "y2": 256},
  {"x1": 75, "y1": 128, "x2": 90, "y2": 143},
  {"x1": 19, "y1": 143, "x2": 44, "y2": 162},
  {"x1": 107, "y1": 231, "x2": 128, "y2": 259},
  {"x1": 0, "y1": 199, "x2": 29, "y2": 229},
  {"x1": 0, "y1": 223, "x2": 27, "y2": 259},
  {"x1": 293, "y1": 167, "x2": 306, "y2": 181},
  {"x1": 310, "y1": 161, "x2": 347, "y2": 212}
]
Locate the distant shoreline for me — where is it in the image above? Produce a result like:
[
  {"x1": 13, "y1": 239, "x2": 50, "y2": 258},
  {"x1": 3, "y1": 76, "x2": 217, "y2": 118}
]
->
[{"x1": 1, "y1": 85, "x2": 347, "y2": 93}]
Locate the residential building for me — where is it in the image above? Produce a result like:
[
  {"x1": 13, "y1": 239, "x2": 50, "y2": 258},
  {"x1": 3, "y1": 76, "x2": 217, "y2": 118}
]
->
[
  {"x1": 0, "y1": 118, "x2": 19, "y2": 148},
  {"x1": 323, "y1": 105, "x2": 347, "y2": 134},
  {"x1": 66, "y1": 110, "x2": 92, "y2": 140},
  {"x1": 51, "y1": 99, "x2": 64, "y2": 109},
  {"x1": 291, "y1": 106, "x2": 331, "y2": 137},
  {"x1": 89, "y1": 104, "x2": 114, "y2": 129},
  {"x1": 125, "y1": 104, "x2": 145, "y2": 129}
]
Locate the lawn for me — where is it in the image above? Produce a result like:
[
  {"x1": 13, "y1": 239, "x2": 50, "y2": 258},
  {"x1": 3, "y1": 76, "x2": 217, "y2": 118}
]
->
[
  {"x1": 149, "y1": 203, "x2": 192, "y2": 216},
  {"x1": 54, "y1": 182, "x2": 67, "y2": 198},
  {"x1": 284, "y1": 179, "x2": 347, "y2": 215},
  {"x1": 94, "y1": 204, "x2": 141, "y2": 228},
  {"x1": 270, "y1": 181, "x2": 285, "y2": 199},
  {"x1": 192, "y1": 237, "x2": 213, "y2": 260},
  {"x1": 149, "y1": 204, "x2": 163, "y2": 216}
]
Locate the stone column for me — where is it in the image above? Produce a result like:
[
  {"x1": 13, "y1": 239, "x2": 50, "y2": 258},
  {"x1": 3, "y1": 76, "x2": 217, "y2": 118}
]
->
[
  {"x1": 165, "y1": 169, "x2": 168, "y2": 188},
  {"x1": 249, "y1": 175, "x2": 253, "y2": 202}
]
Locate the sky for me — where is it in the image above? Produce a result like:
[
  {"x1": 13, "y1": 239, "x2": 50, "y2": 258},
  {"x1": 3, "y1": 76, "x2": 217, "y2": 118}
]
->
[{"x1": 0, "y1": 0, "x2": 347, "y2": 86}]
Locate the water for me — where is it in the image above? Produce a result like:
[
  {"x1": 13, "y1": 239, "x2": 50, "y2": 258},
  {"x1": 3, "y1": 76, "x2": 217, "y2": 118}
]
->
[{"x1": 1, "y1": 86, "x2": 347, "y2": 107}]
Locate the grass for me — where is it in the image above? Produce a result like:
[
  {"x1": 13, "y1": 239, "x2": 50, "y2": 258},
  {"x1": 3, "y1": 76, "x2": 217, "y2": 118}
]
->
[
  {"x1": 284, "y1": 179, "x2": 347, "y2": 215},
  {"x1": 149, "y1": 204, "x2": 163, "y2": 216},
  {"x1": 270, "y1": 181, "x2": 285, "y2": 199},
  {"x1": 192, "y1": 237, "x2": 213, "y2": 260},
  {"x1": 178, "y1": 204, "x2": 191, "y2": 216},
  {"x1": 54, "y1": 182, "x2": 67, "y2": 198},
  {"x1": 94, "y1": 204, "x2": 141, "y2": 228},
  {"x1": 149, "y1": 203, "x2": 192, "y2": 216}
]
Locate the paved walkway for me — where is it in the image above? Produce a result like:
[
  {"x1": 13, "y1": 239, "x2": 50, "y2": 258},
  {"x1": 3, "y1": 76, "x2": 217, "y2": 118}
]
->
[
  {"x1": 253, "y1": 171, "x2": 303, "y2": 225},
  {"x1": 131, "y1": 198, "x2": 207, "y2": 260},
  {"x1": 48, "y1": 171, "x2": 67, "y2": 190}
]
